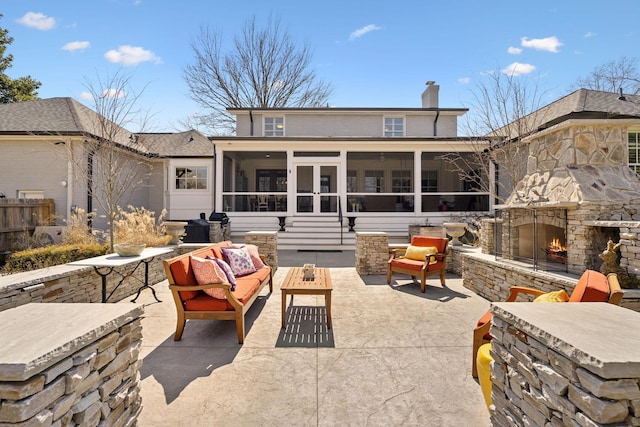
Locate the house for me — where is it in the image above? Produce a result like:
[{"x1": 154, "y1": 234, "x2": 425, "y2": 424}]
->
[{"x1": 210, "y1": 82, "x2": 493, "y2": 247}]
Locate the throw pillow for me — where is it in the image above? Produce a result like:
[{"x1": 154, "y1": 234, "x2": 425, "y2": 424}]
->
[
  {"x1": 533, "y1": 290, "x2": 570, "y2": 303},
  {"x1": 221, "y1": 246, "x2": 257, "y2": 277},
  {"x1": 206, "y1": 256, "x2": 236, "y2": 290},
  {"x1": 233, "y1": 244, "x2": 266, "y2": 269},
  {"x1": 404, "y1": 245, "x2": 438, "y2": 264},
  {"x1": 190, "y1": 255, "x2": 227, "y2": 299}
]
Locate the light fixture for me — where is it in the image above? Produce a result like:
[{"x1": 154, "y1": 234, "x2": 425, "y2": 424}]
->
[
  {"x1": 54, "y1": 141, "x2": 66, "y2": 145},
  {"x1": 188, "y1": 136, "x2": 194, "y2": 142},
  {"x1": 265, "y1": 153, "x2": 270, "y2": 158},
  {"x1": 60, "y1": 180, "x2": 68, "y2": 187},
  {"x1": 129, "y1": 134, "x2": 139, "y2": 143},
  {"x1": 379, "y1": 152, "x2": 385, "y2": 162}
]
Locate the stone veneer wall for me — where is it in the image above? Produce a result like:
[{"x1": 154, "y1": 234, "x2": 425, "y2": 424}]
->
[
  {"x1": 244, "y1": 231, "x2": 278, "y2": 271},
  {"x1": 0, "y1": 303, "x2": 144, "y2": 426},
  {"x1": 462, "y1": 250, "x2": 640, "y2": 312},
  {"x1": 0, "y1": 249, "x2": 176, "y2": 313},
  {"x1": 208, "y1": 220, "x2": 231, "y2": 243},
  {"x1": 489, "y1": 302, "x2": 640, "y2": 426},
  {"x1": 355, "y1": 232, "x2": 388, "y2": 275}
]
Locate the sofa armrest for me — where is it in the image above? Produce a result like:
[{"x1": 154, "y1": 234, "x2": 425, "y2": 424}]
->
[{"x1": 169, "y1": 282, "x2": 241, "y2": 304}]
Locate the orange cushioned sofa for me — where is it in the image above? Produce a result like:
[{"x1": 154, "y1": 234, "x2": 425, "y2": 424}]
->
[{"x1": 163, "y1": 241, "x2": 273, "y2": 343}]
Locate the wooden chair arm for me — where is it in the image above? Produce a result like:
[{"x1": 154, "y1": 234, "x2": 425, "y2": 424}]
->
[
  {"x1": 506, "y1": 286, "x2": 547, "y2": 302},
  {"x1": 169, "y1": 283, "x2": 232, "y2": 292}
]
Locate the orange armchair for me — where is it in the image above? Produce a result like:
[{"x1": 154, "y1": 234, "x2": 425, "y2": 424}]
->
[
  {"x1": 471, "y1": 270, "x2": 623, "y2": 377},
  {"x1": 387, "y1": 236, "x2": 449, "y2": 292}
]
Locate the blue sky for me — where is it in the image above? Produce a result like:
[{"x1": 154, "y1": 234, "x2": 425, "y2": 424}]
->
[{"x1": 2, "y1": 1, "x2": 639, "y2": 133}]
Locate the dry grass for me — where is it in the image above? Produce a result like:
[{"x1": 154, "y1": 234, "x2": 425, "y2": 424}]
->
[{"x1": 112, "y1": 205, "x2": 172, "y2": 247}]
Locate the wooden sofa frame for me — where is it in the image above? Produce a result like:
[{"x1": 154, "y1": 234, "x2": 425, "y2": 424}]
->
[{"x1": 163, "y1": 244, "x2": 273, "y2": 343}]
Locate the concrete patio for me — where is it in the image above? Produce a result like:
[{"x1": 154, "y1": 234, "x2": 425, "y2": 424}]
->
[{"x1": 132, "y1": 250, "x2": 492, "y2": 426}]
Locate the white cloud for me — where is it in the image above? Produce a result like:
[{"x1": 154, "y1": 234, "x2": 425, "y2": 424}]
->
[
  {"x1": 101, "y1": 88, "x2": 126, "y2": 99},
  {"x1": 584, "y1": 31, "x2": 596, "y2": 38},
  {"x1": 104, "y1": 45, "x2": 163, "y2": 66},
  {"x1": 501, "y1": 62, "x2": 536, "y2": 76},
  {"x1": 79, "y1": 92, "x2": 93, "y2": 100},
  {"x1": 62, "y1": 41, "x2": 90, "y2": 52},
  {"x1": 508, "y1": 46, "x2": 522, "y2": 54},
  {"x1": 458, "y1": 77, "x2": 470, "y2": 84},
  {"x1": 349, "y1": 24, "x2": 382, "y2": 41},
  {"x1": 520, "y1": 36, "x2": 562, "y2": 53},
  {"x1": 17, "y1": 12, "x2": 56, "y2": 30}
]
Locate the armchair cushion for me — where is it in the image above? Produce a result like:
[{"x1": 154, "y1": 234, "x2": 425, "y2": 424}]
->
[
  {"x1": 569, "y1": 269, "x2": 610, "y2": 302},
  {"x1": 404, "y1": 245, "x2": 438, "y2": 263},
  {"x1": 533, "y1": 290, "x2": 569, "y2": 303}
]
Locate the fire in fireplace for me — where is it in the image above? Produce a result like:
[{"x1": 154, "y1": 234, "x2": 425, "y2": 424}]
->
[{"x1": 545, "y1": 237, "x2": 567, "y2": 263}]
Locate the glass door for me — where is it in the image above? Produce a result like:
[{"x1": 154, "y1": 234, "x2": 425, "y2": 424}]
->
[{"x1": 295, "y1": 163, "x2": 339, "y2": 214}]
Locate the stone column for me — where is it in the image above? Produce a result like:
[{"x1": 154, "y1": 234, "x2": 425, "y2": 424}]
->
[
  {"x1": 480, "y1": 218, "x2": 496, "y2": 254},
  {"x1": 245, "y1": 231, "x2": 278, "y2": 270},
  {"x1": 355, "y1": 232, "x2": 388, "y2": 275}
]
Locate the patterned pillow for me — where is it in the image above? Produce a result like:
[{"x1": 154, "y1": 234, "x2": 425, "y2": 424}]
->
[
  {"x1": 206, "y1": 256, "x2": 236, "y2": 290},
  {"x1": 232, "y1": 244, "x2": 266, "y2": 269},
  {"x1": 190, "y1": 255, "x2": 227, "y2": 299},
  {"x1": 221, "y1": 246, "x2": 257, "y2": 277}
]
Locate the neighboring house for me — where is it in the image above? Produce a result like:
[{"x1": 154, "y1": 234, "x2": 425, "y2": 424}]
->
[
  {"x1": 0, "y1": 97, "x2": 210, "y2": 235},
  {"x1": 211, "y1": 83, "x2": 493, "y2": 246}
]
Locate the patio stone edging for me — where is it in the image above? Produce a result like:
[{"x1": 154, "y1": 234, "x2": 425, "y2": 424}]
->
[{"x1": 0, "y1": 303, "x2": 144, "y2": 426}]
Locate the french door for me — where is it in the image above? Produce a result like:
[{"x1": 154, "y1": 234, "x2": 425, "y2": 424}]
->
[{"x1": 294, "y1": 162, "x2": 339, "y2": 214}]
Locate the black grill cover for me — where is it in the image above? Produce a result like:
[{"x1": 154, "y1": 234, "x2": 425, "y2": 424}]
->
[
  {"x1": 209, "y1": 212, "x2": 229, "y2": 225},
  {"x1": 183, "y1": 219, "x2": 210, "y2": 243}
]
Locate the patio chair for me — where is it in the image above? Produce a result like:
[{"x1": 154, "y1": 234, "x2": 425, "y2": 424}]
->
[
  {"x1": 471, "y1": 270, "x2": 623, "y2": 377},
  {"x1": 387, "y1": 236, "x2": 449, "y2": 292},
  {"x1": 257, "y1": 194, "x2": 269, "y2": 211}
]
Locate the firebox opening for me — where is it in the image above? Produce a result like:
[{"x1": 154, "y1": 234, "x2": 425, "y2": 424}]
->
[{"x1": 516, "y1": 224, "x2": 567, "y2": 265}]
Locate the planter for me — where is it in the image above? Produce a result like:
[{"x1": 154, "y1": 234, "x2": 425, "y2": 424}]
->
[
  {"x1": 443, "y1": 222, "x2": 467, "y2": 246},
  {"x1": 163, "y1": 221, "x2": 188, "y2": 245}
]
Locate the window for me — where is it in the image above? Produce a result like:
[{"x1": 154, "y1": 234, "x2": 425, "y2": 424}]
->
[
  {"x1": 347, "y1": 170, "x2": 357, "y2": 192},
  {"x1": 392, "y1": 170, "x2": 411, "y2": 192},
  {"x1": 422, "y1": 170, "x2": 438, "y2": 192},
  {"x1": 629, "y1": 129, "x2": 640, "y2": 174},
  {"x1": 364, "y1": 170, "x2": 384, "y2": 193},
  {"x1": 17, "y1": 190, "x2": 44, "y2": 199},
  {"x1": 384, "y1": 117, "x2": 404, "y2": 137},
  {"x1": 256, "y1": 169, "x2": 287, "y2": 192},
  {"x1": 264, "y1": 117, "x2": 284, "y2": 136},
  {"x1": 175, "y1": 167, "x2": 207, "y2": 190}
]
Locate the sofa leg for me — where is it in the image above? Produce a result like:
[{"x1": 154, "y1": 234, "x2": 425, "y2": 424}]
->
[
  {"x1": 440, "y1": 270, "x2": 446, "y2": 286},
  {"x1": 386, "y1": 267, "x2": 392, "y2": 284},
  {"x1": 236, "y1": 314, "x2": 245, "y2": 344},
  {"x1": 174, "y1": 312, "x2": 186, "y2": 341}
]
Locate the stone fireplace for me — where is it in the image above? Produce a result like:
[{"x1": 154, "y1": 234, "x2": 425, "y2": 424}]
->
[{"x1": 495, "y1": 121, "x2": 640, "y2": 276}]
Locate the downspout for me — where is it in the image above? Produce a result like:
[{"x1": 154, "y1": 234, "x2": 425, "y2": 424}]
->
[
  {"x1": 433, "y1": 109, "x2": 440, "y2": 137},
  {"x1": 249, "y1": 110, "x2": 254, "y2": 136},
  {"x1": 212, "y1": 142, "x2": 217, "y2": 212},
  {"x1": 87, "y1": 147, "x2": 94, "y2": 228}
]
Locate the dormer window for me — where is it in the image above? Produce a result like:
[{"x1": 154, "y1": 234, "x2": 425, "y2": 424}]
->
[
  {"x1": 384, "y1": 117, "x2": 404, "y2": 137},
  {"x1": 264, "y1": 117, "x2": 284, "y2": 136}
]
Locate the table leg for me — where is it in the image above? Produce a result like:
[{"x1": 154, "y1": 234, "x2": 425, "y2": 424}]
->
[
  {"x1": 93, "y1": 267, "x2": 114, "y2": 303},
  {"x1": 131, "y1": 258, "x2": 162, "y2": 303},
  {"x1": 281, "y1": 290, "x2": 287, "y2": 328},
  {"x1": 326, "y1": 290, "x2": 332, "y2": 329}
]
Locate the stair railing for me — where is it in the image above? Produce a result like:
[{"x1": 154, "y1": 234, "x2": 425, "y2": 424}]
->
[{"x1": 338, "y1": 198, "x2": 344, "y2": 245}]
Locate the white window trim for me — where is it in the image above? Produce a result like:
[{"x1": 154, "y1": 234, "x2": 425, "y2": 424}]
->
[
  {"x1": 264, "y1": 116, "x2": 285, "y2": 137},
  {"x1": 383, "y1": 116, "x2": 405, "y2": 137}
]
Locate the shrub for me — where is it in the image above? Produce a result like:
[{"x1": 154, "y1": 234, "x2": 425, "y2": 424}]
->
[{"x1": 2, "y1": 243, "x2": 108, "y2": 274}]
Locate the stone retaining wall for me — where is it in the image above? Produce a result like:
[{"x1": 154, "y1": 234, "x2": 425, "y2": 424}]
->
[
  {"x1": 0, "y1": 303, "x2": 144, "y2": 426},
  {"x1": 489, "y1": 302, "x2": 640, "y2": 426},
  {"x1": 0, "y1": 248, "x2": 176, "y2": 312}
]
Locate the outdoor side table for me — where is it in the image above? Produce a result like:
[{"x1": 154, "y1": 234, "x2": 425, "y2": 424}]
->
[{"x1": 69, "y1": 247, "x2": 172, "y2": 303}]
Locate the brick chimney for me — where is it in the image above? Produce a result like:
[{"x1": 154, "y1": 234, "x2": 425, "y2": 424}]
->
[{"x1": 421, "y1": 81, "x2": 439, "y2": 108}]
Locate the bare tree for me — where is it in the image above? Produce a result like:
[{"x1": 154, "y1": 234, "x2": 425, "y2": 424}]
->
[
  {"x1": 70, "y1": 70, "x2": 152, "y2": 251},
  {"x1": 574, "y1": 56, "x2": 640, "y2": 95},
  {"x1": 440, "y1": 70, "x2": 548, "y2": 203},
  {"x1": 183, "y1": 15, "x2": 333, "y2": 135}
]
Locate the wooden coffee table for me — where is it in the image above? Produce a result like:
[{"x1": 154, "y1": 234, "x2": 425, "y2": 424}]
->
[{"x1": 281, "y1": 267, "x2": 332, "y2": 329}]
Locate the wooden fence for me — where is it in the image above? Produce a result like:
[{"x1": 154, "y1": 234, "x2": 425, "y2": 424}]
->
[{"x1": 0, "y1": 198, "x2": 55, "y2": 253}]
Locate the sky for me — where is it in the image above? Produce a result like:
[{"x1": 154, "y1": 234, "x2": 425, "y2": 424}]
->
[{"x1": 2, "y1": 0, "x2": 639, "y2": 134}]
